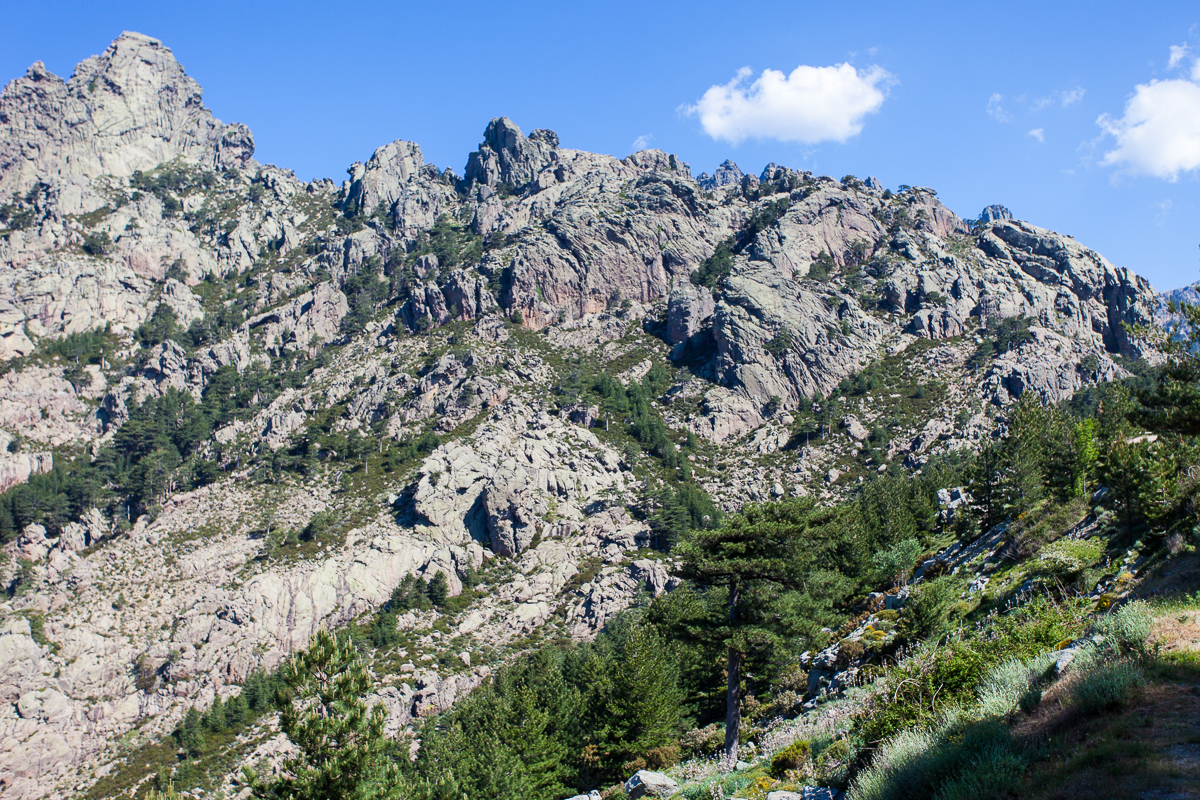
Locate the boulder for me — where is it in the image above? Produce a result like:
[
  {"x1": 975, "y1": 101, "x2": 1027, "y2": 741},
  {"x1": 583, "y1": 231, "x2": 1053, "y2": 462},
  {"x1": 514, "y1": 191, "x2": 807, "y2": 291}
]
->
[
  {"x1": 842, "y1": 415, "x2": 869, "y2": 441},
  {"x1": 767, "y1": 790, "x2": 836, "y2": 800},
  {"x1": 623, "y1": 769, "x2": 679, "y2": 799}
]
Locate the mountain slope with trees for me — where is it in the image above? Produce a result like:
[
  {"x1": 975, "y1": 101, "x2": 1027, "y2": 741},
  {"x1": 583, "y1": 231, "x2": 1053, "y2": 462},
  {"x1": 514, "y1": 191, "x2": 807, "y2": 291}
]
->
[{"x1": 0, "y1": 31, "x2": 1193, "y2": 800}]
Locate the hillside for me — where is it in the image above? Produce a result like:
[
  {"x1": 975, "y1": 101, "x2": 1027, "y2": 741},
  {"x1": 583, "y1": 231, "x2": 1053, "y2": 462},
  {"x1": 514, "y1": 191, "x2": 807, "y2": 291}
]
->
[{"x1": 0, "y1": 32, "x2": 1191, "y2": 800}]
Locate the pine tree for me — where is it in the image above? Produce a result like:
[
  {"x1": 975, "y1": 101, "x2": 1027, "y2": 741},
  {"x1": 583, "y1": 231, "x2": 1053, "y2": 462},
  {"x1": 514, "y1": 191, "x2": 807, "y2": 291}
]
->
[
  {"x1": 674, "y1": 498, "x2": 852, "y2": 766},
  {"x1": 245, "y1": 629, "x2": 404, "y2": 800},
  {"x1": 601, "y1": 617, "x2": 682, "y2": 766},
  {"x1": 1129, "y1": 299, "x2": 1200, "y2": 436},
  {"x1": 1100, "y1": 438, "x2": 1173, "y2": 534},
  {"x1": 179, "y1": 706, "x2": 206, "y2": 756},
  {"x1": 427, "y1": 572, "x2": 449, "y2": 606},
  {"x1": 1070, "y1": 418, "x2": 1100, "y2": 497},
  {"x1": 226, "y1": 692, "x2": 248, "y2": 728},
  {"x1": 206, "y1": 695, "x2": 226, "y2": 732}
]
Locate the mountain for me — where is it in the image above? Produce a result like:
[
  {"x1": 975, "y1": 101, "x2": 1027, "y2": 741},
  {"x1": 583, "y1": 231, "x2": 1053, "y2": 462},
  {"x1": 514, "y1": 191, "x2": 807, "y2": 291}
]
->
[{"x1": 0, "y1": 33, "x2": 1165, "y2": 799}]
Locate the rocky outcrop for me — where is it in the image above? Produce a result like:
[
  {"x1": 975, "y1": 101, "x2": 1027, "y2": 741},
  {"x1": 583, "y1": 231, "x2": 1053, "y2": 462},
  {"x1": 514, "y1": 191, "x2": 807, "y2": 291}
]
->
[
  {"x1": 983, "y1": 325, "x2": 1129, "y2": 404},
  {"x1": 667, "y1": 281, "x2": 716, "y2": 359},
  {"x1": 458, "y1": 117, "x2": 727, "y2": 329},
  {"x1": 712, "y1": 263, "x2": 887, "y2": 412},
  {"x1": 979, "y1": 204, "x2": 1013, "y2": 223},
  {"x1": 246, "y1": 282, "x2": 349, "y2": 355},
  {"x1": 0, "y1": 368, "x2": 100, "y2": 489},
  {"x1": 412, "y1": 403, "x2": 641, "y2": 557},
  {"x1": 624, "y1": 770, "x2": 679, "y2": 799},
  {"x1": 342, "y1": 140, "x2": 456, "y2": 240},
  {"x1": 0, "y1": 480, "x2": 438, "y2": 797},
  {"x1": 0, "y1": 445, "x2": 52, "y2": 493},
  {"x1": 0, "y1": 32, "x2": 253, "y2": 208},
  {"x1": 464, "y1": 117, "x2": 560, "y2": 190},
  {"x1": 697, "y1": 159, "x2": 746, "y2": 190},
  {"x1": 664, "y1": 184, "x2": 1157, "y2": 425}
]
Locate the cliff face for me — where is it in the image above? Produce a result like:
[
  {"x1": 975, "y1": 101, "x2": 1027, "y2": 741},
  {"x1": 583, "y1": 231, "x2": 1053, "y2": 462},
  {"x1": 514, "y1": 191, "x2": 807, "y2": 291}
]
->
[{"x1": 0, "y1": 32, "x2": 1164, "y2": 800}]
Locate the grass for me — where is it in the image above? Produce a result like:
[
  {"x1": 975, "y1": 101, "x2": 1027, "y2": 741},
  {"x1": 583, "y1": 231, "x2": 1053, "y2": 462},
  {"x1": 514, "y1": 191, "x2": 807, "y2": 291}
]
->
[
  {"x1": 1018, "y1": 677, "x2": 1200, "y2": 799},
  {"x1": 843, "y1": 562, "x2": 1200, "y2": 800}
]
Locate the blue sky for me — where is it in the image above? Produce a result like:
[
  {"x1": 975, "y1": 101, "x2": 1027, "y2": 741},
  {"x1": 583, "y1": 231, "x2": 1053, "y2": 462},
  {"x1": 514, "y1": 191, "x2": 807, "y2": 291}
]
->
[{"x1": 2, "y1": 0, "x2": 1198, "y2": 290}]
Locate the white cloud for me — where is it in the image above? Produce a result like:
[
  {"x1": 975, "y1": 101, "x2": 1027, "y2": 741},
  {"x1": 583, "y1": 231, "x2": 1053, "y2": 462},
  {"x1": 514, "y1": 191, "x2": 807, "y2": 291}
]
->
[
  {"x1": 1193, "y1": 59, "x2": 1200, "y2": 82},
  {"x1": 1169, "y1": 44, "x2": 1190, "y2": 69},
  {"x1": 1153, "y1": 198, "x2": 1173, "y2": 226},
  {"x1": 987, "y1": 93, "x2": 1011, "y2": 122},
  {"x1": 1030, "y1": 87, "x2": 1085, "y2": 111},
  {"x1": 631, "y1": 134, "x2": 654, "y2": 151},
  {"x1": 1028, "y1": 128, "x2": 1045, "y2": 142},
  {"x1": 1098, "y1": 77, "x2": 1200, "y2": 180},
  {"x1": 685, "y1": 63, "x2": 893, "y2": 145},
  {"x1": 1060, "y1": 87, "x2": 1085, "y2": 107}
]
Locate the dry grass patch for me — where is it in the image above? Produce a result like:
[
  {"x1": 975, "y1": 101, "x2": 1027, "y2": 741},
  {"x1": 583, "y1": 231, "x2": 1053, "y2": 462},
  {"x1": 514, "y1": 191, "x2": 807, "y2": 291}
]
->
[
  {"x1": 1153, "y1": 609, "x2": 1200, "y2": 658},
  {"x1": 1017, "y1": 680, "x2": 1200, "y2": 800}
]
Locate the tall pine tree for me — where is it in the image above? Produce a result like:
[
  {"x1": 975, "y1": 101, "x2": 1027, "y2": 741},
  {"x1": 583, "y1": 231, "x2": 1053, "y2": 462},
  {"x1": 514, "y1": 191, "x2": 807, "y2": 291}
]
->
[{"x1": 674, "y1": 499, "x2": 852, "y2": 767}]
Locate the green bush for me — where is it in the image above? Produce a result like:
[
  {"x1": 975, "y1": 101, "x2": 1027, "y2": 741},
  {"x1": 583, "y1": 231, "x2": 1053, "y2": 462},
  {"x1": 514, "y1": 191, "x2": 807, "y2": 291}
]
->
[
  {"x1": 1036, "y1": 538, "x2": 1104, "y2": 579},
  {"x1": 808, "y1": 250, "x2": 837, "y2": 281},
  {"x1": 82, "y1": 230, "x2": 113, "y2": 256},
  {"x1": 848, "y1": 713, "x2": 1022, "y2": 800},
  {"x1": 897, "y1": 577, "x2": 956, "y2": 642},
  {"x1": 872, "y1": 538, "x2": 923, "y2": 588},
  {"x1": 859, "y1": 596, "x2": 1089, "y2": 745},
  {"x1": 642, "y1": 745, "x2": 679, "y2": 770},
  {"x1": 1095, "y1": 600, "x2": 1153, "y2": 656},
  {"x1": 692, "y1": 238, "x2": 733, "y2": 290},
  {"x1": 764, "y1": 328, "x2": 795, "y2": 356},
  {"x1": 1070, "y1": 659, "x2": 1144, "y2": 714},
  {"x1": 975, "y1": 652, "x2": 1054, "y2": 717},
  {"x1": 814, "y1": 737, "x2": 855, "y2": 787},
  {"x1": 1018, "y1": 685, "x2": 1042, "y2": 714},
  {"x1": 679, "y1": 724, "x2": 723, "y2": 757},
  {"x1": 771, "y1": 738, "x2": 812, "y2": 777}
]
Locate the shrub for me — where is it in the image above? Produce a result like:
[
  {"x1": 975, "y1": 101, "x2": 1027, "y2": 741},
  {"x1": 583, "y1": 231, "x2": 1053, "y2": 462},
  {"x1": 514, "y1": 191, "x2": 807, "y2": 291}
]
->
[
  {"x1": 771, "y1": 738, "x2": 812, "y2": 777},
  {"x1": 814, "y1": 737, "x2": 854, "y2": 786},
  {"x1": 976, "y1": 652, "x2": 1054, "y2": 717},
  {"x1": 621, "y1": 757, "x2": 646, "y2": 774},
  {"x1": 82, "y1": 230, "x2": 114, "y2": 256},
  {"x1": 808, "y1": 251, "x2": 837, "y2": 281},
  {"x1": 872, "y1": 538, "x2": 923, "y2": 588},
  {"x1": 897, "y1": 577, "x2": 956, "y2": 642},
  {"x1": 692, "y1": 238, "x2": 734, "y2": 290},
  {"x1": 1036, "y1": 538, "x2": 1104, "y2": 579},
  {"x1": 838, "y1": 640, "x2": 866, "y2": 668},
  {"x1": 1095, "y1": 600, "x2": 1153, "y2": 657},
  {"x1": 1018, "y1": 685, "x2": 1042, "y2": 714},
  {"x1": 764, "y1": 328, "x2": 794, "y2": 356},
  {"x1": 642, "y1": 745, "x2": 679, "y2": 770},
  {"x1": 848, "y1": 714, "x2": 1022, "y2": 800},
  {"x1": 992, "y1": 316, "x2": 1033, "y2": 354},
  {"x1": 1070, "y1": 659, "x2": 1144, "y2": 714},
  {"x1": 679, "y1": 724, "x2": 723, "y2": 757}
]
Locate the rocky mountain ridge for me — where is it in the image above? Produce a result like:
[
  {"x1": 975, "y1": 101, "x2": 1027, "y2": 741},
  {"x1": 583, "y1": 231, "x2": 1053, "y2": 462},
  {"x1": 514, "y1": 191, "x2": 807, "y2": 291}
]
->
[{"x1": 0, "y1": 31, "x2": 1167, "y2": 799}]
